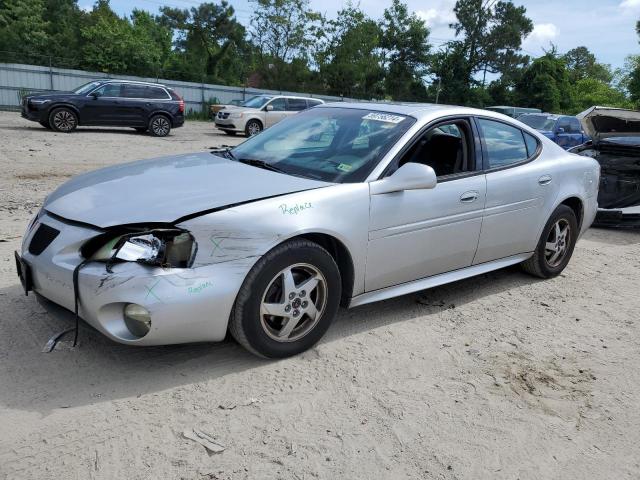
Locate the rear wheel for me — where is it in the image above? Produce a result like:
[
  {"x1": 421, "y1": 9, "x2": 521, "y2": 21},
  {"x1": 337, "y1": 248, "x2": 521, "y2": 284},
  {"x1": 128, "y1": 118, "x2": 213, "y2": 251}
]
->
[
  {"x1": 149, "y1": 114, "x2": 171, "y2": 137},
  {"x1": 521, "y1": 205, "x2": 578, "y2": 278},
  {"x1": 49, "y1": 107, "x2": 78, "y2": 133},
  {"x1": 229, "y1": 239, "x2": 341, "y2": 358},
  {"x1": 245, "y1": 119, "x2": 262, "y2": 137}
]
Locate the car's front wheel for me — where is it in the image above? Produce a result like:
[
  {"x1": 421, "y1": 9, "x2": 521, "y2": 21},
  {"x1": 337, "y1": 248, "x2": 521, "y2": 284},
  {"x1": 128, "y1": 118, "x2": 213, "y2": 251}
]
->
[
  {"x1": 149, "y1": 114, "x2": 171, "y2": 137},
  {"x1": 245, "y1": 119, "x2": 262, "y2": 137},
  {"x1": 521, "y1": 204, "x2": 578, "y2": 278},
  {"x1": 229, "y1": 239, "x2": 341, "y2": 358},
  {"x1": 49, "y1": 107, "x2": 78, "y2": 133}
]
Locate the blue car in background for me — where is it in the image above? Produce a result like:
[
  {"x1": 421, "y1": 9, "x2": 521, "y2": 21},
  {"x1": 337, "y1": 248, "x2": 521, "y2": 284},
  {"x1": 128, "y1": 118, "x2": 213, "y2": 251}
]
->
[{"x1": 518, "y1": 113, "x2": 589, "y2": 149}]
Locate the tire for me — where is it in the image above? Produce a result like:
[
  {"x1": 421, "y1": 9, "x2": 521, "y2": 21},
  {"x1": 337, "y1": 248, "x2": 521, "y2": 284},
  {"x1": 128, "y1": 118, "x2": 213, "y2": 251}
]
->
[
  {"x1": 39, "y1": 120, "x2": 51, "y2": 129},
  {"x1": 148, "y1": 114, "x2": 171, "y2": 137},
  {"x1": 134, "y1": 127, "x2": 147, "y2": 133},
  {"x1": 521, "y1": 205, "x2": 578, "y2": 279},
  {"x1": 224, "y1": 130, "x2": 237, "y2": 136},
  {"x1": 49, "y1": 107, "x2": 78, "y2": 133},
  {"x1": 229, "y1": 239, "x2": 342, "y2": 358},
  {"x1": 245, "y1": 119, "x2": 262, "y2": 137}
]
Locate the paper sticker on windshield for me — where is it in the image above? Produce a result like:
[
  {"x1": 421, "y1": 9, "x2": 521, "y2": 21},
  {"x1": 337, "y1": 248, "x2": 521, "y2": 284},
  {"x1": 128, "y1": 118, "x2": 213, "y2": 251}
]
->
[
  {"x1": 337, "y1": 163, "x2": 352, "y2": 172},
  {"x1": 362, "y1": 113, "x2": 405, "y2": 124}
]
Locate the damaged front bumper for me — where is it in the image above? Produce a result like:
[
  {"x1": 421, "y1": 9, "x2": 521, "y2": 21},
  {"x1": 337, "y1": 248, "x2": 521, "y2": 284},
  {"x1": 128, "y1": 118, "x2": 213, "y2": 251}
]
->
[{"x1": 18, "y1": 212, "x2": 249, "y2": 345}]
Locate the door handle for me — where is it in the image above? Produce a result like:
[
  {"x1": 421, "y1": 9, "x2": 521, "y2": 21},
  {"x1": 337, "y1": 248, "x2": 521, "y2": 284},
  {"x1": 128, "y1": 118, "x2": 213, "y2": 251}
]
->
[
  {"x1": 538, "y1": 175, "x2": 552, "y2": 186},
  {"x1": 460, "y1": 191, "x2": 479, "y2": 203}
]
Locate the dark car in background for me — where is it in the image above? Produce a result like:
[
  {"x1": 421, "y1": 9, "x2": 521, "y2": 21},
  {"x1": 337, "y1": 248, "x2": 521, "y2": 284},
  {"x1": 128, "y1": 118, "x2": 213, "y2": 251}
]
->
[
  {"x1": 518, "y1": 113, "x2": 589, "y2": 150},
  {"x1": 570, "y1": 106, "x2": 640, "y2": 228},
  {"x1": 21, "y1": 80, "x2": 185, "y2": 137}
]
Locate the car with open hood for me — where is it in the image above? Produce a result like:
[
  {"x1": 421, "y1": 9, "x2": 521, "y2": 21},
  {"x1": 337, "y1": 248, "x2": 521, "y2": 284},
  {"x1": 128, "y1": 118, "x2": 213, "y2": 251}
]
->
[
  {"x1": 16, "y1": 103, "x2": 599, "y2": 358},
  {"x1": 570, "y1": 106, "x2": 640, "y2": 227}
]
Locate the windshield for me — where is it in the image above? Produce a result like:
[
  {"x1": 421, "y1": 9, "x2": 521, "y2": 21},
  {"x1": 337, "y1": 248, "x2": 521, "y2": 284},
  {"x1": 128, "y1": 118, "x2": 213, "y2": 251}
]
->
[
  {"x1": 519, "y1": 115, "x2": 557, "y2": 131},
  {"x1": 230, "y1": 107, "x2": 415, "y2": 182},
  {"x1": 73, "y1": 81, "x2": 102, "y2": 95},
  {"x1": 242, "y1": 95, "x2": 273, "y2": 109}
]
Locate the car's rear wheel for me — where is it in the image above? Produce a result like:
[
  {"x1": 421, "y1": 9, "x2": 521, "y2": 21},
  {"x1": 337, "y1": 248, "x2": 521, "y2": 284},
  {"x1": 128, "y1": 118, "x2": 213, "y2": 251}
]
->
[
  {"x1": 149, "y1": 114, "x2": 171, "y2": 137},
  {"x1": 521, "y1": 205, "x2": 578, "y2": 278},
  {"x1": 229, "y1": 239, "x2": 341, "y2": 358},
  {"x1": 245, "y1": 119, "x2": 262, "y2": 137},
  {"x1": 49, "y1": 107, "x2": 78, "y2": 133}
]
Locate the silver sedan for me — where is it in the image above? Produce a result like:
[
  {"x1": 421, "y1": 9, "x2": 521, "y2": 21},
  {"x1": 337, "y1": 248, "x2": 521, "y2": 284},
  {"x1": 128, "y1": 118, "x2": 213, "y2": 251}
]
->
[{"x1": 16, "y1": 103, "x2": 600, "y2": 357}]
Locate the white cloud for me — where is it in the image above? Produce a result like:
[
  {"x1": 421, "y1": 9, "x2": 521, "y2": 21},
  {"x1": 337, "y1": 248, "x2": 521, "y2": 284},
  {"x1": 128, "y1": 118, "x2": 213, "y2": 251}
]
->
[
  {"x1": 528, "y1": 23, "x2": 559, "y2": 43},
  {"x1": 416, "y1": 0, "x2": 457, "y2": 28},
  {"x1": 79, "y1": 4, "x2": 92, "y2": 12},
  {"x1": 620, "y1": 0, "x2": 640, "y2": 11}
]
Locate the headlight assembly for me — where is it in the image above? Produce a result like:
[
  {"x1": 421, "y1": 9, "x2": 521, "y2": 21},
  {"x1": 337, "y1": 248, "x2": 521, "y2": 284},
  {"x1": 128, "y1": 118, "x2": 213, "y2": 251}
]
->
[
  {"x1": 29, "y1": 99, "x2": 51, "y2": 105},
  {"x1": 85, "y1": 229, "x2": 197, "y2": 269}
]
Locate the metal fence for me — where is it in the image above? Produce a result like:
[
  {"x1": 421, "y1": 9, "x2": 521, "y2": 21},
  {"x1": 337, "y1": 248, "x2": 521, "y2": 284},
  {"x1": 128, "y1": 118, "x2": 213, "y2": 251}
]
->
[{"x1": 0, "y1": 62, "x2": 351, "y2": 112}]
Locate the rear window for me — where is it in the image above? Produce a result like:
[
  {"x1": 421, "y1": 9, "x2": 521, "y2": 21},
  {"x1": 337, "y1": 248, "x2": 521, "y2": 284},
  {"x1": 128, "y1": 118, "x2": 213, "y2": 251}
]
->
[{"x1": 287, "y1": 98, "x2": 308, "y2": 111}]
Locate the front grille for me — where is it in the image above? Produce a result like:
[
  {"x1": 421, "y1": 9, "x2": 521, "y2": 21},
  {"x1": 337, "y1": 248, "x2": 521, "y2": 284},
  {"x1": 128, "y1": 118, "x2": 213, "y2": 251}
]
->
[
  {"x1": 29, "y1": 223, "x2": 60, "y2": 255},
  {"x1": 218, "y1": 112, "x2": 230, "y2": 119}
]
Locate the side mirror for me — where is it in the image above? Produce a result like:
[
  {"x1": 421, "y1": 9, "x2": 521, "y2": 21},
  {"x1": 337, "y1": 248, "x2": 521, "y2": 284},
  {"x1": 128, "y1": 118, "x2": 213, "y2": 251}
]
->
[
  {"x1": 370, "y1": 163, "x2": 437, "y2": 195},
  {"x1": 556, "y1": 127, "x2": 565, "y2": 134},
  {"x1": 90, "y1": 92, "x2": 100, "y2": 100},
  {"x1": 265, "y1": 104, "x2": 274, "y2": 111}
]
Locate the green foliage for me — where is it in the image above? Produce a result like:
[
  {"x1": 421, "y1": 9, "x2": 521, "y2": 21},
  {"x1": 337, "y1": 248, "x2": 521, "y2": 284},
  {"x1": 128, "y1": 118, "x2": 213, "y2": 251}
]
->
[
  {"x1": 515, "y1": 53, "x2": 573, "y2": 112},
  {"x1": 0, "y1": 0, "x2": 48, "y2": 56},
  {"x1": 572, "y1": 78, "x2": 633, "y2": 112},
  {"x1": 563, "y1": 46, "x2": 612, "y2": 84}
]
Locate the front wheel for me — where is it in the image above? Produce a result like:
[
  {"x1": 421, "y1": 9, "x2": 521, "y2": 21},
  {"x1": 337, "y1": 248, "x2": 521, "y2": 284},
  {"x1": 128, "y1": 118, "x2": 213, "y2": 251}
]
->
[
  {"x1": 148, "y1": 114, "x2": 171, "y2": 137},
  {"x1": 521, "y1": 205, "x2": 578, "y2": 278},
  {"x1": 245, "y1": 119, "x2": 262, "y2": 137},
  {"x1": 49, "y1": 107, "x2": 78, "y2": 133},
  {"x1": 229, "y1": 239, "x2": 341, "y2": 358}
]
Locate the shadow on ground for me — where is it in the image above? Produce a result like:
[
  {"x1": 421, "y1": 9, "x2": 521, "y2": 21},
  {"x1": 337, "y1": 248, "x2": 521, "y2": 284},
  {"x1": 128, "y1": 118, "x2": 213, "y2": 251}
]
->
[{"x1": 0, "y1": 265, "x2": 538, "y2": 414}]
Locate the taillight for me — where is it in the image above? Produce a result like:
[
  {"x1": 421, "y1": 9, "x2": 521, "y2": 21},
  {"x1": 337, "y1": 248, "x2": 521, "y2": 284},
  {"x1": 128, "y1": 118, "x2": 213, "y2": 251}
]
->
[{"x1": 178, "y1": 99, "x2": 184, "y2": 113}]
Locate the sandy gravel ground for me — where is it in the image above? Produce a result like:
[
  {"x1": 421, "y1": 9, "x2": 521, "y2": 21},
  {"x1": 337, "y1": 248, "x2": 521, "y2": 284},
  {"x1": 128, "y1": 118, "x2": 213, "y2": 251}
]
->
[{"x1": 1, "y1": 112, "x2": 639, "y2": 479}]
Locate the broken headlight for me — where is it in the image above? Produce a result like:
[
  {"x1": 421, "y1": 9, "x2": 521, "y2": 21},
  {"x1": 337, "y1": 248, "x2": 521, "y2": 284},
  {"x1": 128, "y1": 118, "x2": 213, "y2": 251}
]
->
[{"x1": 86, "y1": 229, "x2": 197, "y2": 269}]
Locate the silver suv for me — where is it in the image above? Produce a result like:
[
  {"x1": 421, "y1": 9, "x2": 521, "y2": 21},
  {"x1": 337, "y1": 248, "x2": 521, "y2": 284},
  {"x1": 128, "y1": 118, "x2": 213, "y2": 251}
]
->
[{"x1": 215, "y1": 95, "x2": 324, "y2": 136}]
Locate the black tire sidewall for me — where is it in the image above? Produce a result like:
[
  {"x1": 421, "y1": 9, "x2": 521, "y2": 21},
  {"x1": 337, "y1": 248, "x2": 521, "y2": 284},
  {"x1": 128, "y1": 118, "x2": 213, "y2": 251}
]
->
[
  {"x1": 235, "y1": 243, "x2": 341, "y2": 358},
  {"x1": 535, "y1": 205, "x2": 578, "y2": 277}
]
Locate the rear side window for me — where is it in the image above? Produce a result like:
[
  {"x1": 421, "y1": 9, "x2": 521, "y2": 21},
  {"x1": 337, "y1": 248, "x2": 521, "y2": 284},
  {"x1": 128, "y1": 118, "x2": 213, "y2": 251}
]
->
[
  {"x1": 145, "y1": 86, "x2": 170, "y2": 99},
  {"x1": 123, "y1": 84, "x2": 147, "y2": 98},
  {"x1": 477, "y1": 118, "x2": 529, "y2": 169},
  {"x1": 308, "y1": 99, "x2": 323, "y2": 107},
  {"x1": 524, "y1": 132, "x2": 539, "y2": 157},
  {"x1": 286, "y1": 98, "x2": 308, "y2": 111}
]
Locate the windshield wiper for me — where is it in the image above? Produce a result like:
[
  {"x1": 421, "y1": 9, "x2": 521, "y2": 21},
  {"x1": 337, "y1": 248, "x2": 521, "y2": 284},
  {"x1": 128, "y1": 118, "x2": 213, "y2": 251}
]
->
[
  {"x1": 210, "y1": 146, "x2": 236, "y2": 160},
  {"x1": 237, "y1": 158, "x2": 287, "y2": 174}
]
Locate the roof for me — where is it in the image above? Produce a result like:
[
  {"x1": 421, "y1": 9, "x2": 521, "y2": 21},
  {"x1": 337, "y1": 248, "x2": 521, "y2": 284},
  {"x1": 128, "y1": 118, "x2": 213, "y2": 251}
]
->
[
  {"x1": 101, "y1": 79, "x2": 168, "y2": 88},
  {"x1": 319, "y1": 101, "x2": 473, "y2": 118}
]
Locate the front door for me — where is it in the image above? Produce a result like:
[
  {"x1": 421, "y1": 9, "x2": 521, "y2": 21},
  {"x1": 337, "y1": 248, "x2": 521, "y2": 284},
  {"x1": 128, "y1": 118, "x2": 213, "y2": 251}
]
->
[
  {"x1": 366, "y1": 119, "x2": 486, "y2": 291},
  {"x1": 473, "y1": 117, "x2": 559, "y2": 264},
  {"x1": 80, "y1": 83, "x2": 124, "y2": 125},
  {"x1": 264, "y1": 98, "x2": 287, "y2": 127}
]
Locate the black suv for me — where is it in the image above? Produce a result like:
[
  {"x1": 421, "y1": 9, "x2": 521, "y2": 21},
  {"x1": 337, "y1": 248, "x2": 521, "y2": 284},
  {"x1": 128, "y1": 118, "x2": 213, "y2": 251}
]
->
[{"x1": 21, "y1": 80, "x2": 185, "y2": 137}]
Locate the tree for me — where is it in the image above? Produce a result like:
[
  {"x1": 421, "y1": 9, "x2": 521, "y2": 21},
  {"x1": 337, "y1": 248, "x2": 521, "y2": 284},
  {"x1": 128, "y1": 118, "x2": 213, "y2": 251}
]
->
[
  {"x1": 161, "y1": 2, "x2": 246, "y2": 83},
  {"x1": 317, "y1": 5, "x2": 383, "y2": 98},
  {"x1": 249, "y1": 0, "x2": 323, "y2": 89},
  {"x1": 572, "y1": 77, "x2": 633, "y2": 111},
  {"x1": 0, "y1": 0, "x2": 49, "y2": 61},
  {"x1": 379, "y1": 0, "x2": 430, "y2": 101},
  {"x1": 562, "y1": 46, "x2": 612, "y2": 84},
  {"x1": 515, "y1": 52, "x2": 573, "y2": 112}
]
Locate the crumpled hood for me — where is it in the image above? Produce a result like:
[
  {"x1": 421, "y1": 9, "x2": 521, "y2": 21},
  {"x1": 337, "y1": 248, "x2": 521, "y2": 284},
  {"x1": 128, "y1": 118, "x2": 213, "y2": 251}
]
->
[
  {"x1": 577, "y1": 106, "x2": 640, "y2": 142},
  {"x1": 44, "y1": 152, "x2": 329, "y2": 228}
]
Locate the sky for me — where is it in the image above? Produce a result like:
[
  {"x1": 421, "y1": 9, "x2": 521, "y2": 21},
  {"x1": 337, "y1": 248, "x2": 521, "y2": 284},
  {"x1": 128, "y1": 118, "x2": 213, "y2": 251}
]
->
[{"x1": 96, "y1": 0, "x2": 640, "y2": 70}]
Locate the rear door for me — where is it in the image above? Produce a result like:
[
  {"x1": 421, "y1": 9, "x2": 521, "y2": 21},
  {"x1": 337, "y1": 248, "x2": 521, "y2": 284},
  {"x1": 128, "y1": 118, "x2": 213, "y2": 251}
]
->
[
  {"x1": 555, "y1": 117, "x2": 583, "y2": 149},
  {"x1": 473, "y1": 117, "x2": 557, "y2": 264},
  {"x1": 285, "y1": 98, "x2": 309, "y2": 120},
  {"x1": 120, "y1": 84, "x2": 150, "y2": 126}
]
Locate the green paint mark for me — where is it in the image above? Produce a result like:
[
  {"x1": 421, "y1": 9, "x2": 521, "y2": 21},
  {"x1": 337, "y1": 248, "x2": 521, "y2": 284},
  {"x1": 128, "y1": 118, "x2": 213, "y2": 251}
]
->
[
  {"x1": 279, "y1": 202, "x2": 312, "y2": 215},
  {"x1": 188, "y1": 281, "x2": 213, "y2": 294},
  {"x1": 145, "y1": 279, "x2": 161, "y2": 301},
  {"x1": 209, "y1": 236, "x2": 224, "y2": 257}
]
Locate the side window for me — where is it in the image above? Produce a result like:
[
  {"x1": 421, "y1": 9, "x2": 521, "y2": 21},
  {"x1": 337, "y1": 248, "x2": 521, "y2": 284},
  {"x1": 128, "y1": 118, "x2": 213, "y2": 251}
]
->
[
  {"x1": 524, "y1": 132, "x2": 539, "y2": 157},
  {"x1": 92, "y1": 83, "x2": 122, "y2": 97},
  {"x1": 477, "y1": 118, "x2": 528, "y2": 169},
  {"x1": 145, "y1": 86, "x2": 170, "y2": 99},
  {"x1": 267, "y1": 98, "x2": 286, "y2": 111},
  {"x1": 557, "y1": 118, "x2": 572, "y2": 133},
  {"x1": 286, "y1": 98, "x2": 308, "y2": 111},
  {"x1": 568, "y1": 118, "x2": 581, "y2": 133},
  {"x1": 308, "y1": 99, "x2": 323, "y2": 107},
  {"x1": 122, "y1": 84, "x2": 148, "y2": 98},
  {"x1": 396, "y1": 120, "x2": 472, "y2": 177}
]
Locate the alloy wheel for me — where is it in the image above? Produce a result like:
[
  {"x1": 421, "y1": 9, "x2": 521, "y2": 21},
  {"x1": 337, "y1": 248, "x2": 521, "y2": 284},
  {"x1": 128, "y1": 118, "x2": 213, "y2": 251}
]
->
[
  {"x1": 260, "y1": 263, "x2": 327, "y2": 342},
  {"x1": 544, "y1": 219, "x2": 571, "y2": 268},
  {"x1": 53, "y1": 110, "x2": 76, "y2": 132},
  {"x1": 247, "y1": 121, "x2": 261, "y2": 136},
  {"x1": 151, "y1": 116, "x2": 170, "y2": 136}
]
